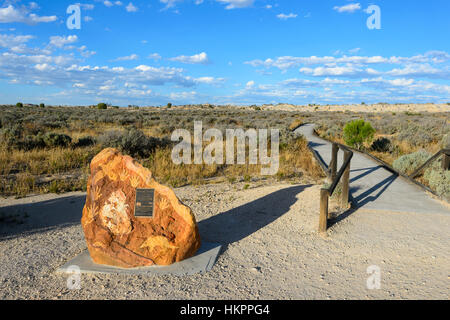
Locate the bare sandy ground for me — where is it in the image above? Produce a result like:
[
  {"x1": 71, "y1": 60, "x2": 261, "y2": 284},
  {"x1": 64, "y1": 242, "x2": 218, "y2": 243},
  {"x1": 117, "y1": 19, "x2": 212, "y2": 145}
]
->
[{"x1": 0, "y1": 180, "x2": 449, "y2": 300}]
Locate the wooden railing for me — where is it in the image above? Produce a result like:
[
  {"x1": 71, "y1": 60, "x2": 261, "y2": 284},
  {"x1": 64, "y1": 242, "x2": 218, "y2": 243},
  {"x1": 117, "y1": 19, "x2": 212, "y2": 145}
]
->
[
  {"x1": 409, "y1": 148, "x2": 450, "y2": 179},
  {"x1": 319, "y1": 143, "x2": 353, "y2": 234}
]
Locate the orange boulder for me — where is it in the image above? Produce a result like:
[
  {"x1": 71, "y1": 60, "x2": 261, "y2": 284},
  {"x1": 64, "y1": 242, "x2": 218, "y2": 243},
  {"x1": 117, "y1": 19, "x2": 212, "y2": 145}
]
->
[{"x1": 81, "y1": 148, "x2": 201, "y2": 268}]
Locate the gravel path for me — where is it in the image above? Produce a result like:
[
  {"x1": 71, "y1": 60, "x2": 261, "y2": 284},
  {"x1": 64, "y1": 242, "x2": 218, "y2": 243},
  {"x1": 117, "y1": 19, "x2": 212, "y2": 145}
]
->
[{"x1": 0, "y1": 179, "x2": 449, "y2": 300}]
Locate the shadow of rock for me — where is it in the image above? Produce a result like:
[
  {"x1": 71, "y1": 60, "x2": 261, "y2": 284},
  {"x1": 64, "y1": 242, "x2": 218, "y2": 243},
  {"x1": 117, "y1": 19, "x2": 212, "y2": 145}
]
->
[
  {"x1": 198, "y1": 184, "x2": 312, "y2": 252},
  {"x1": 0, "y1": 195, "x2": 86, "y2": 241}
]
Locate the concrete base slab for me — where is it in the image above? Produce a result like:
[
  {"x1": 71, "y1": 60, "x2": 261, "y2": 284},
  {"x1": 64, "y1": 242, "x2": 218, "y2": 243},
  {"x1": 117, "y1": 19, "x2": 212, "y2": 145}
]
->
[{"x1": 57, "y1": 242, "x2": 222, "y2": 276}]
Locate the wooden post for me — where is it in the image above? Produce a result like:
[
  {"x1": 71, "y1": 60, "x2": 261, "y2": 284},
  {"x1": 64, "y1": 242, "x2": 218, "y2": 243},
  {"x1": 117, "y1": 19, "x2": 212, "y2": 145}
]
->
[
  {"x1": 341, "y1": 151, "x2": 351, "y2": 208},
  {"x1": 442, "y1": 152, "x2": 450, "y2": 171},
  {"x1": 319, "y1": 188, "x2": 329, "y2": 233},
  {"x1": 331, "y1": 143, "x2": 338, "y2": 181}
]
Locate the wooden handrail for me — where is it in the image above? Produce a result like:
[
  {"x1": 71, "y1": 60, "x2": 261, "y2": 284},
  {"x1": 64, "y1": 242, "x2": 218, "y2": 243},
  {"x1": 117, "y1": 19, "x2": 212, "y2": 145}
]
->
[
  {"x1": 328, "y1": 149, "x2": 353, "y2": 196},
  {"x1": 319, "y1": 143, "x2": 353, "y2": 234},
  {"x1": 409, "y1": 148, "x2": 450, "y2": 179}
]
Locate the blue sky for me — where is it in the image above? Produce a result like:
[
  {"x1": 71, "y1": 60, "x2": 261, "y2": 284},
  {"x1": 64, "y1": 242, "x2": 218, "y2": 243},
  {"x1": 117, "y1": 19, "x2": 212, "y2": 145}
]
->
[{"x1": 0, "y1": 0, "x2": 449, "y2": 106}]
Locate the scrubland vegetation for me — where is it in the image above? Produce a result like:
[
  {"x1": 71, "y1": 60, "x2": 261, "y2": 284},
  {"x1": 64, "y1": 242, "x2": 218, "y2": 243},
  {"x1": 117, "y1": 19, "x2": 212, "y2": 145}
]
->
[
  {"x1": 0, "y1": 104, "x2": 448, "y2": 199},
  {"x1": 314, "y1": 113, "x2": 449, "y2": 200},
  {"x1": 0, "y1": 104, "x2": 325, "y2": 197}
]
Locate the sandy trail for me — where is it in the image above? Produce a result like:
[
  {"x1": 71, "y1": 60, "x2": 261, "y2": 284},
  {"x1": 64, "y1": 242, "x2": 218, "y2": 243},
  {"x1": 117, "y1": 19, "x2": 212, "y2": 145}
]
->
[{"x1": 0, "y1": 180, "x2": 449, "y2": 300}]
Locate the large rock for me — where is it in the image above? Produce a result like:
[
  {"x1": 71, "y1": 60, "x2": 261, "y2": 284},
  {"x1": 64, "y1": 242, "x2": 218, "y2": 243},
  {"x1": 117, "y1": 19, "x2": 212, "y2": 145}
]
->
[{"x1": 81, "y1": 148, "x2": 201, "y2": 268}]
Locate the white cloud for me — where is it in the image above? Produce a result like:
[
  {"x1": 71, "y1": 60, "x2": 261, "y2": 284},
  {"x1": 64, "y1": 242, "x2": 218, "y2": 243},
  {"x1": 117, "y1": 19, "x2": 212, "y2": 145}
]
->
[
  {"x1": 244, "y1": 52, "x2": 450, "y2": 78},
  {"x1": 194, "y1": 76, "x2": 225, "y2": 84},
  {"x1": 169, "y1": 52, "x2": 210, "y2": 64},
  {"x1": 348, "y1": 48, "x2": 361, "y2": 54},
  {"x1": 276, "y1": 13, "x2": 297, "y2": 20},
  {"x1": 159, "y1": 0, "x2": 182, "y2": 9},
  {"x1": 0, "y1": 34, "x2": 34, "y2": 48},
  {"x1": 75, "y1": 3, "x2": 95, "y2": 10},
  {"x1": 114, "y1": 53, "x2": 139, "y2": 61},
  {"x1": 333, "y1": 3, "x2": 361, "y2": 13},
  {"x1": 0, "y1": 4, "x2": 57, "y2": 24},
  {"x1": 101, "y1": 1, "x2": 123, "y2": 7},
  {"x1": 216, "y1": 0, "x2": 254, "y2": 10},
  {"x1": 386, "y1": 64, "x2": 450, "y2": 79},
  {"x1": 49, "y1": 35, "x2": 78, "y2": 48},
  {"x1": 148, "y1": 53, "x2": 162, "y2": 60},
  {"x1": 126, "y1": 2, "x2": 138, "y2": 12}
]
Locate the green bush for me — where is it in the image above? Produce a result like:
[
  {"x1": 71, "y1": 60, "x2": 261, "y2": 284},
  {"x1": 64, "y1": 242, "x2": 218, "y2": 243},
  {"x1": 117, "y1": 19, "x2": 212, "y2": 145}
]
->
[
  {"x1": 392, "y1": 150, "x2": 431, "y2": 176},
  {"x1": 16, "y1": 102, "x2": 23, "y2": 108},
  {"x1": 97, "y1": 103, "x2": 107, "y2": 110},
  {"x1": 43, "y1": 133, "x2": 72, "y2": 148},
  {"x1": 167, "y1": 103, "x2": 172, "y2": 108},
  {"x1": 39, "y1": 103, "x2": 45, "y2": 108},
  {"x1": 343, "y1": 119, "x2": 375, "y2": 149}
]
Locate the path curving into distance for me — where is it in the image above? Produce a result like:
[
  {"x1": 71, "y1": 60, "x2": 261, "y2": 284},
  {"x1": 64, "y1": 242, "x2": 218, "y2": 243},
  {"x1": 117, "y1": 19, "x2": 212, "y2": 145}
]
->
[{"x1": 295, "y1": 124, "x2": 450, "y2": 215}]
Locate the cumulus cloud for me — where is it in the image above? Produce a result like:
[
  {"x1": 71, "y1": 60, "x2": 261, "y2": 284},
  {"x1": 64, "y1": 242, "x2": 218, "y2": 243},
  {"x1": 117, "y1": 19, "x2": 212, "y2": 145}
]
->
[
  {"x1": 276, "y1": 13, "x2": 297, "y2": 20},
  {"x1": 114, "y1": 53, "x2": 139, "y2": 61},
  {"x1": 148, "y1": 53, "x2": 162, "y2": 60},
  {"x1": 0, "y1": 4, "x2": 57, "y2": 24},
  {"x1": 0, "y1": 35, "x2": 222, "y2": 105},
  {"x1": 0, "y1": 34, "x2": 34, "y2": 48},
  {"x1": 49, "y1": 35, "x2": 78, "y2": 48},
  {"x1": 216, "y1": 0, "x2": 254, "y2": 10},
  {"x1": 126, "y1": 2, "x2": 138, "y2": 12},
  {"x1": 159, "y1": 0, "x2": 182, "y2": 9},
  {"x1": 169, "y1": 52, "x2": 210, "y2": 64},
  {"x1": 244, "y1": 52, "x2": 450, "y2": 80},
  {"x1": 75, "y1": 3, "x2": 95, "y2": 10},
  {"x1": 333, "y1": 3, "x2": 361, "y2": 13}
]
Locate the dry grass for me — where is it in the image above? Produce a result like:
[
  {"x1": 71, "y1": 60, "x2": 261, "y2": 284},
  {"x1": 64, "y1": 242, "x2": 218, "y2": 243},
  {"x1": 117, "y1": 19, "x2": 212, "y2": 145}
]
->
[
  {"x1": 289, "y1": 118, "x2": 304, "y2": 131},
  {"x1": 145, "y1": 136, "x2": 324, "y2": 187},
  {"x1": 1, "y1": 104, "x2": 446, "y2": 197}
]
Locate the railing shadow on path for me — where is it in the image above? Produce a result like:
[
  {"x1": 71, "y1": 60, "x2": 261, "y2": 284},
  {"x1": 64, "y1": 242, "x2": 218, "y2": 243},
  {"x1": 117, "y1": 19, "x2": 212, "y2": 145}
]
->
[
  {"x1": 351, "y1": 174, "x2": 398, "y2": 207},
  {"x1": 350, "y1": 166, "x2": 381, "y2": 183},
  {"x1": 328, "y1": 175, "x2": 397, "y2": 228}
]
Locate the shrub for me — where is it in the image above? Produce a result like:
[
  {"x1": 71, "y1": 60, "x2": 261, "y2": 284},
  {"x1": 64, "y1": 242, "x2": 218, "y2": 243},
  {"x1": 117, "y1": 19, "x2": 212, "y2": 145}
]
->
[
  {"x1": 167, "y1": 103, "x2": 172, "y2": 108},
  {"x1": 424, "y1": 167, "x2": 450, "y2": 200},
  {"x1": 442, "y1": 134, "x2": 450, "y2": 149},
  {"x1": 99, "y1": 129, "x2": 170, "y2": 158},
  {"x1": 343, "y1": 119, "x2": 375, "y2": 149},
  {"x1": 43, "y1": 133, "x2": 72, "y2": 148},
  {"x1": 39, "y1": 103, "x2": 45, "y2": 108},
  {"x1": 97, "y1": 103, "x2": 107, "y2": 110},
  {"x1": 16, "y1": 102, "x2": 23, "y2": 108},
  {"x1": 73, "y1": 136, "x2": 96, "y2": 148},
  {"x1": 371, "y1": 137, "x2": 393, "y2": 153},
  {"x1": 392, "y1": 150, "x2": 431, "y2": 175},
  {"x1": 19, "y1": 134, "x2": 46, "y2": 150}
]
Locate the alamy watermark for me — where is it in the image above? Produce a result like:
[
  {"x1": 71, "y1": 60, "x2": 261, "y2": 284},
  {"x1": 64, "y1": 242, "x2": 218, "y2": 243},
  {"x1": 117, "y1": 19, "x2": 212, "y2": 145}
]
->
[
  {"x1": 366, "y1": 5, "x2": 381, "y2": 30},
  {"x1": 66, "y1": 265, "x2": 81, "y2": 290},
  {"x1": 67, "y1": 4, "x2": 81, "y2": 30},
  {"x1": 171, "y1": 121, "x2": 280, "y2": 176},
  {"x1": 366, "y1": 265, "x2": 381, "y2": 289}
]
